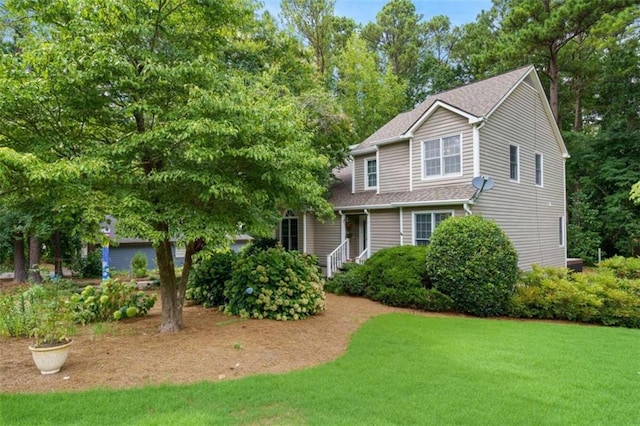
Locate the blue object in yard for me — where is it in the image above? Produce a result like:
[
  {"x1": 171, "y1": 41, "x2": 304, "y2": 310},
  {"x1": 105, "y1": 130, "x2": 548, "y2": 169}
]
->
[{"x1": 102, "y1": 244, "x2": 110, "y2": 280}]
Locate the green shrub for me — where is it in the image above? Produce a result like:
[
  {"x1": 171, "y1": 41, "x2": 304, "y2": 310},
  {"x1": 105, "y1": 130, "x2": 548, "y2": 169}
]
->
[
  {"x1": 223, "y1": 247, "x2": 325, "y2": 320},
  {"x1": 241, "y1": 237, "x2": 280, "y2": 257},
  {"x1": 510, "y1": 265, "x2": 640, "y2": 328},
  {"x1": 361, "y1": 246, "x2": 429, "y2": 301},
  {"x1": 377, "y1": 287, "x2": 453, "y2": 311},
  {"x1": 325, "y1": 262, "x2": 367, "y2": 296},
  {"x1": 186, "y1": 250, "x2": 238, "y2": 307},
  {"x1": 71, "y1": 249, "x2": 102, "y2": 278},
  {"x1": 131, "y1": 251, "x2": 148, "y2": 278},
  {"x1": 598, "y1": 256, "x2": 640, "y2": 279},
  {"x1": 426, "y1": 215, "x2": 518, "y2": 316},
  {"x1": 70, "y1": 279, "x2": 156, "y2": 324},
  {"x1": 0, "y1": 285, "x2": 48, "y2": 338}
]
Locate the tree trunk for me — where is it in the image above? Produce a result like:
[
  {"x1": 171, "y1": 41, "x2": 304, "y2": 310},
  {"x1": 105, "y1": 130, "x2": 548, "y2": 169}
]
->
[
  {"x1": 52, "y1": 230, "x2": 64, "y2": 277},
  {"x1": 156, "y1": 226, "x2": 181, "y2": 332},
  {"x1": 28, "y1": 233, "x2": 42, "y2": 283},
  {"x1": 13, "y1": 231, "x2": 26, "y2": 283},
  {"x1": 573, "y1": 78, "x2": 583, "y2": 131},
  {"x1": 177, "y1": 240, "x2": 196, "y2": 314}
]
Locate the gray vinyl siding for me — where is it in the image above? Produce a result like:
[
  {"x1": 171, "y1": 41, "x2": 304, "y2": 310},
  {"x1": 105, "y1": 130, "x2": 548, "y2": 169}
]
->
[
  {"x1": 304, "y1": 212, "x2": 315, "y2": 254},
  {"x1": 353, "y1": 155, "x2": 370, "y2": 193},
  {"x1": 379, "y1": 142, "x2": 410, "y2": 193},
  {"x1": 313, "y1": 218, "x2": 341, "y2": 266},
  {"x1": 411, "y1": 108, "x2": 474, "y2": 189},
  {"x1": 477, "y1": 82, "x2": 566, "y2": 269},
  {"x1": 370, "y1": 210, "x2": 401, "y2": 252}
]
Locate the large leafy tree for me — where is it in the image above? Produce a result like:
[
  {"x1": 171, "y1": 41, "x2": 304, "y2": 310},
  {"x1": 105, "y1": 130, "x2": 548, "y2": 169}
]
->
[
  {"x1": 335, "y1": 34, "x2": 406, "y2": 141},
  {"x1": 281, "y1": 0, "x2": 335, "y2": 78},
  {"x1": 1, "y1": 0, "x2": 348, "y2": 332}
]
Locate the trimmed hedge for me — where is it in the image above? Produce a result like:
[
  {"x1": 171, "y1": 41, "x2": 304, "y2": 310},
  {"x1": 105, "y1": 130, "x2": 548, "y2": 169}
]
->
[
  {"x1": 326, "y1": 246, "x2": 452, "y2": 312},
  {"x1": 426, "y1": 215, "x2": 518, "y2": 316}
]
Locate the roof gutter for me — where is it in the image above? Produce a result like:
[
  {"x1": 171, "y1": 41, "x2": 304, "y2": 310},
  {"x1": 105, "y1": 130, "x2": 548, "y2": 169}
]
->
[{"x1": 332, "y1": 198, "x2": 473, "y2": 211}]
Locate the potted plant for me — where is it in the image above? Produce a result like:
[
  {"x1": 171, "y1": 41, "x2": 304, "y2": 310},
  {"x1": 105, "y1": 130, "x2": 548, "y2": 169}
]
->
[{"x1": 28, "y1": 285, "x2": 76, "y2": 375}]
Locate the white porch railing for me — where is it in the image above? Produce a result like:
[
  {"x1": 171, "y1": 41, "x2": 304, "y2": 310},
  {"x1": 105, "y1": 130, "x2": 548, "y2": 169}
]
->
[
  {"x1": 326, "y1": 239, "x2": 349, "y2": 278},
  {"x1": 355, "y1": 248, "x2": 369, "y2": 265}
]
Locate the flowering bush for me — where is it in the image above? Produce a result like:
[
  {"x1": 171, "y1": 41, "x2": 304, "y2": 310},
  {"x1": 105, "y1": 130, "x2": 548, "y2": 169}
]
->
[
  {"x1": 70, "y1": 279, "x2": 156, "y2": 324},
  {"x1": 223, "y1": 247, "x2": 325, "y2": 320}
]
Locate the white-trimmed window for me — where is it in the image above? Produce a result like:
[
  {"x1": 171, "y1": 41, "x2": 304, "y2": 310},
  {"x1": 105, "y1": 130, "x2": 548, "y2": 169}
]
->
[
  {"x1": 509, "y1": 145, "x2": 519, "y2": 182},
  {"x1": 422, "y1": 135, "x2": 461, "y2": 179},
  {"x1": 559, "y1": 216, "x2": 565, "y2": 247},
  {"x1": 365, "y1": 157, "x2": 378, "y2": 190},
  {"x1": 281, "y1": 210, "x2": 298, "y2": 251},
  {"x1": 413, "y1": 211, "x2": 452, "y2": 246},
  {"x1": 535, "y1": 153, "x2": 543, "y2": 186}
]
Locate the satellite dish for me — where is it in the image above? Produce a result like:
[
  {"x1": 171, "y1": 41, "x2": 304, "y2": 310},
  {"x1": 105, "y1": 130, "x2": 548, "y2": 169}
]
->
[
  {"x1": 471, "y1": 176, "x2": 484, "y2": 190},
  {"x1": 471, "y1": 176, "x2": 494, "y2": 192}
]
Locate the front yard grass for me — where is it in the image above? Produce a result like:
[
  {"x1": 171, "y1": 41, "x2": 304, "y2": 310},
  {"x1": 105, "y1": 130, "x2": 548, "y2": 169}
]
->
[{"x1": 2, "y1": 314, "x2": 639, "y2": 425}]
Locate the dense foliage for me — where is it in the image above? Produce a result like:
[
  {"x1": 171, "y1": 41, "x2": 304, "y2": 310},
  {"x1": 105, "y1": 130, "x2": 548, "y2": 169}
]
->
[
  {"x1": 426, "y1": 215, "x2": 518, "y2": 316},
  {"x1": 510, "y1": 265, "x2": 640, "y2": 328},
  {"x1": 71, "y1": 249, "x2": 103, "y2": 279},
  {"x1": 223, "y1": 247, "x2": 325, "y2": 320},
  {"x1": 70, "y1": 280, "x2": 156, "y2": 324},
  {"x1": 186, "y1": 251, "x2": 238, "y2": 308},
  {"x1": 326, "y1": 246, "x2": 453, "y2": 312},
  {"x1": 130, "y1": 252, "x2": 148, "y2": 279}
]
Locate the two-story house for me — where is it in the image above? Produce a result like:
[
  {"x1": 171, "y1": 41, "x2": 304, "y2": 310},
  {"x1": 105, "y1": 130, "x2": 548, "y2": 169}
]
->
[{"x1": 277, "y1": 65, "x2": 569, "y2": 276}]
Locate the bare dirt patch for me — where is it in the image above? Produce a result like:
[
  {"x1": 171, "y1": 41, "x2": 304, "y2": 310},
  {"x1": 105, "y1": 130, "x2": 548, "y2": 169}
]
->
[{"x1": 1, "y1": 293, "x2": 436, "y2": 394}]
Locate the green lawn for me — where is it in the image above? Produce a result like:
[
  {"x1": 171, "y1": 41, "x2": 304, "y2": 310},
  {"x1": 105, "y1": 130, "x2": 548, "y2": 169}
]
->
[{"x1": 3, "y1": 314, "x2": 639, "y2": 425}]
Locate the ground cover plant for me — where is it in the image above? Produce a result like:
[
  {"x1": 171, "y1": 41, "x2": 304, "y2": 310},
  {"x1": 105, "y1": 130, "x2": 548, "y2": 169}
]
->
[{"x1": 2, "y1": 314, "x2": 639, "y2": 425}]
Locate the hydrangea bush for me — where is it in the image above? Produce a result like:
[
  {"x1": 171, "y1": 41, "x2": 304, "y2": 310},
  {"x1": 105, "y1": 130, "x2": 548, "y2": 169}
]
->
[
  {"x1": 70, "y1": 279, "x2": 156, "y2": 323},
  {"x1": 223, "y1": 247, "x2": 325, "y2": 320}
]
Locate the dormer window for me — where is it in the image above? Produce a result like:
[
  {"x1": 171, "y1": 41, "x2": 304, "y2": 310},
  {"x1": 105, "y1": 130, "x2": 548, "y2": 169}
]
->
[
  {"x1": 365, "y1": 157, "x2": 378, "y2": 190},
  {"x1": 422, "y1": 135, "x2": 461, "y2": 179}
]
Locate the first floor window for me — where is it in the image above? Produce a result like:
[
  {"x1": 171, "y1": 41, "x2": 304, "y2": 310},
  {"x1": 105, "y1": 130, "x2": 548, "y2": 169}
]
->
[
  {"x1": 281, "y1": 210, "x2": 298, "y2": 251},
  {"x1": 414, "y1": 212, "x2": 452, "y2": 246}
]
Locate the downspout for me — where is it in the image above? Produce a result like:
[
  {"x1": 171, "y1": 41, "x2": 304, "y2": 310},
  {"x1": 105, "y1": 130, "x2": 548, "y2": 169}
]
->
[
  {"x1": 463, "y1": 203, "x2": 473, "y2": 216},
  {"x1": 375, "y1": 147, "x2": 380, "y2": 195},
  {"x1": 303, "y1": 212, "x2": 307, "y2": 254},
  {"x1": 409, "y1": 138, "x2": 413, "y2": 192},
  {"x1": 339, "y1": 210, "x2": 346, "y2": 242},
  {"x1": 350, "y1": 158, "x2": 355, "y2": 194},
  {"x1": 472, "y1": 120, "x2": 485, "y2": 177},
  {"x1": 364, "y1": 209, "x2": 370, "y2": 254},
  {"x1": 399, "y1": 207, "x2": 404, "y2": 246}
]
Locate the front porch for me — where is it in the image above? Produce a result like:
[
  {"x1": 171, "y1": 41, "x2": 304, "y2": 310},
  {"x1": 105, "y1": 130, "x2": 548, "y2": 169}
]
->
[{"x1": 326, "y1": 212, "x2": 370, "y2": 278}]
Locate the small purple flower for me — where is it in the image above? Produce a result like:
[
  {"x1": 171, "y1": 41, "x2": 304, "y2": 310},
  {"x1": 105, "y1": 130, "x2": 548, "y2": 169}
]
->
[{"x1": 245, "y1": 287, "x2": 254, "y2": 295}]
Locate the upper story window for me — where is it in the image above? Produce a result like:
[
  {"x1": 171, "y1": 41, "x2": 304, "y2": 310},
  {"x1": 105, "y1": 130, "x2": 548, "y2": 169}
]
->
[
  {"x1": 365, "y1": 157, "x2": 378, "y2": 190},
  {"x1": 509, "y1": 145, "x2": 520, "y2": 182},
  {"x1": 413, "y1": 212, "x2": 452, "y2": 246},
  {"x1": 422, "y1": 135, "x2": 461, "y2": 179},
  {"x1": 535, "y1": 153, "x2": 543, "y2": 186}
]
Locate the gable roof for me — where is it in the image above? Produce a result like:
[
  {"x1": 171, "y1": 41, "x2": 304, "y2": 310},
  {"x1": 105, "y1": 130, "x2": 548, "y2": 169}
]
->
[{"x1": 352, "y1": 65, "x2": 562, "y2": 155}]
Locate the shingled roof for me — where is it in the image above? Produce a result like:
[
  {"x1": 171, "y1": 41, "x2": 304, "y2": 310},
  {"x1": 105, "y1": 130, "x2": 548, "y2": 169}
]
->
[
  {"x1": 352, "y1": 65, "x2": 533, "y2": 154},
  {"x1": 329, "y1": 165, "x2": 476, "y2": 210}
]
